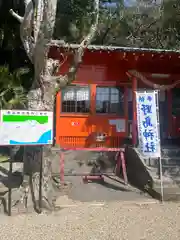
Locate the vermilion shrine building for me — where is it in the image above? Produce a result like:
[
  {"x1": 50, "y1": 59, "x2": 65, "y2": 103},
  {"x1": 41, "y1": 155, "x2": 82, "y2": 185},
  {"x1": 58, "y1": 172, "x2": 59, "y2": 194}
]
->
[{"x1": 49, "y1": 42, "x2": 180, "y2": 148}]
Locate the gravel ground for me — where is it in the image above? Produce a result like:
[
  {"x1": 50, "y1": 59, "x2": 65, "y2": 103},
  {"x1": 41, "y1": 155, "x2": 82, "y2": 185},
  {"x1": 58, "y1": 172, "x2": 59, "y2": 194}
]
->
[{"x1": 0, "y1": 200, "x2": 180, "y2": 240}]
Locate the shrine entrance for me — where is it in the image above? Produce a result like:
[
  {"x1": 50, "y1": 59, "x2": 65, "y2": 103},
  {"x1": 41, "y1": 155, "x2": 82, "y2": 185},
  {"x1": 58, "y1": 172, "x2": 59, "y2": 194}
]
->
[
  {"x1": 158, "y1": 90, "x2": 168, "y2": 140},
  {"x1": 172, "y1": 88, "x2": 180, "y2": 138},
  {"x1": 127, "y1": 68, "x2": 180, "y2": 145}
]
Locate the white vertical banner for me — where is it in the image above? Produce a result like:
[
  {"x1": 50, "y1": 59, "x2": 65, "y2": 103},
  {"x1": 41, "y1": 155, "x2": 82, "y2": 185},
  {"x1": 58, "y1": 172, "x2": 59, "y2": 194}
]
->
[{"x1": 136, "y1": 90, "x2": 161, "y2": 158}]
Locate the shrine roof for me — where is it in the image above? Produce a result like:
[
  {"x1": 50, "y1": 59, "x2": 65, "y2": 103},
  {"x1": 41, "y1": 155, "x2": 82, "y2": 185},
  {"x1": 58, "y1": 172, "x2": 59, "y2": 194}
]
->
[{"x1": 50, "y1": 40, "x2": 180, "y2": 55}]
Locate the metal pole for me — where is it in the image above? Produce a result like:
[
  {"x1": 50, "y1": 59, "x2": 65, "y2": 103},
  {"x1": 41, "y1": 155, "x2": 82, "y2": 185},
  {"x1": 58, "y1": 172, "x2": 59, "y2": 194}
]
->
[
  {"x1": 121, "y1": 151, "x2": 128, "y2": 185},
  {"x1": 38, "y1": 146, "x2": 43, "y2": 212},
  {"x1": 156, "y1": 91, "x2": 164, "y2": 202},
  {"x1": 53, "y1": 172, "x2": 117, "y2": 177},
  {"x1": 158, "y1": 156, "x2": 164, "y2": 202},
  {"x1": 23, "y1": 146, "x2": 28, "y2": 209},
  {"x1": 8, "y1": 147, "x2": 13, "y2": 216},
  {"x1": 60, "y1": 151, "x2": 64, "y2": 183},
  {"x1": 115, "y1": 152, "x2": 121, "y2": 176},
  {"x1": 157, "y1": 158, "x2": 160, "y2": 179}
]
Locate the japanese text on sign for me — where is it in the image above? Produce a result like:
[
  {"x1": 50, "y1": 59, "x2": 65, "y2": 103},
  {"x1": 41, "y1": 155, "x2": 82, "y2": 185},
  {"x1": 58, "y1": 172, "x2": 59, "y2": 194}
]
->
[{"x1": 136, "y1": 91, "x2": 161, "y2": 158}]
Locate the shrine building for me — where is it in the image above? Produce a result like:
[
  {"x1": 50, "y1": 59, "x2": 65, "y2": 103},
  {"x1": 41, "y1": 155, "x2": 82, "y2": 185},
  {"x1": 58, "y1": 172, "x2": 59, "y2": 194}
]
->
[{"x1": 49, "y1": 42, "x2": 180, "y2": 149}]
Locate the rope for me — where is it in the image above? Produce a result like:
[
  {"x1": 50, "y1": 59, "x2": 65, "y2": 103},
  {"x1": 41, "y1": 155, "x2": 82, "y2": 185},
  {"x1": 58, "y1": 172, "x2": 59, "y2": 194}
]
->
[{"x1": 128, "y1": 70, "x2": 180, "y2": 90}]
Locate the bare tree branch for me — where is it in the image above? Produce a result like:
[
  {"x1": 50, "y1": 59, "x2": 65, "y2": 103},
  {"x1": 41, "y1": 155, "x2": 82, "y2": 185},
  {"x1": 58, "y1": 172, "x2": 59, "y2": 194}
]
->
[
  {"x1": 33, "y1": 0, "x2": 57, "y2": 96},
  {"x1": 156, "y1": 28, "x2": 164, "y2": 49},
  {"x1": 101, "y1": 9, "x2": 121, "y2": 45},
  {"x1": 50, "y1": 0, "x2": 100, "y2": 89},
  {"x1": 10, "y1": 0, "x2": 34, "y2": 62},
  {"x1": 33, "y1": 0, "x2": 44, "y2": 44},
  {"x1": 10, "y1": 0, "x2": 99, "y2": 94},
  {"x1": 127, "y1": 18, "x2": 160, "y2": 41},
  {"x1": 9, "y1": 9, "x2": 24, "y2": 23}
]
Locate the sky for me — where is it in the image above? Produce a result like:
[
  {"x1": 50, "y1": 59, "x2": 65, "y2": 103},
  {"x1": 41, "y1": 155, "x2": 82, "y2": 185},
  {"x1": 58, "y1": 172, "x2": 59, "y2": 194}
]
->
[
  {"x1": 101, "y1": 0, "x2": 162, "y2": 8},
  {"x1": 101, "y1": 0, "x2": 137, "y2": 8}
]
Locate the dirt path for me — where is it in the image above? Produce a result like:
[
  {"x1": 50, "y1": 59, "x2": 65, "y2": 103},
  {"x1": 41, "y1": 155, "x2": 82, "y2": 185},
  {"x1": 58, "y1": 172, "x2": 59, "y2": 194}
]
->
[{"x1": 0, "y1": 201, "x2": 179, "y2": 240}]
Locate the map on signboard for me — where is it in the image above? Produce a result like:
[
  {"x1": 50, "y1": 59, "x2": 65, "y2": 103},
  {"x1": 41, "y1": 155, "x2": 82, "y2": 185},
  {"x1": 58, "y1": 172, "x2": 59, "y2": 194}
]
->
[{"x1": 0, "y1": 110, "x2": 53, "y2": 146}]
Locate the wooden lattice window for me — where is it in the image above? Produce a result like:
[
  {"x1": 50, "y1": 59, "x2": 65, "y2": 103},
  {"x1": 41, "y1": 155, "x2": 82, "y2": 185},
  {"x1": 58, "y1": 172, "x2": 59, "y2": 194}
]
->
[
  {"x1": 61, "y1": 86, "x2": 90, "y2": 113},
  {"x1": 96, "y1": 86, "x2": 124, "y2": 115}
]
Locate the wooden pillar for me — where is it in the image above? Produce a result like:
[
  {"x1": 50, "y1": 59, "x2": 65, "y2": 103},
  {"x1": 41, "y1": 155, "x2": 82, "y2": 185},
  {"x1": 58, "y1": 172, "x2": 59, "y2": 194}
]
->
[
  {"x1": 167, "y1": 89, "x2": 172, "y2": 137},
  {"x1": 132, "y1": 77, "x2": 137, "y2": 146},
  {"x1": 91, "y1": 84, "x2": 96, "y2": 115},
  {"x1": 124, "y1": 87, "x2": 128, "y2": 135}
]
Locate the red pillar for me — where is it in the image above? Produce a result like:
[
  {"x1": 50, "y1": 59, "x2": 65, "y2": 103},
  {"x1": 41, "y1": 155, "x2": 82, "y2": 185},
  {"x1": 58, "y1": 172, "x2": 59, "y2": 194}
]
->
[{"x1": 132, "y1": 77, "x2": 137, "y2": 146}]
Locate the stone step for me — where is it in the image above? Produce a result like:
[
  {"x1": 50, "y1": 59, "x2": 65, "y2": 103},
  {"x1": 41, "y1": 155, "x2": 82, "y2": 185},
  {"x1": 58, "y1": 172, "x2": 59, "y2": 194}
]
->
[
  {"x1": 136, "y1": 146, "x2": 180, "y2": 159},
  {"x1": 125, "y1": 146, "x2": 180, "y2": 201},
  {"x1": 161, "y1": 157, "x2": 180, "y2": 166},
  {"x1": 161, "y1": 147, "x2": 180, "y2": 158},
  {"x1": 144, "y1": 157, "x2": 180, "y2": 168}
]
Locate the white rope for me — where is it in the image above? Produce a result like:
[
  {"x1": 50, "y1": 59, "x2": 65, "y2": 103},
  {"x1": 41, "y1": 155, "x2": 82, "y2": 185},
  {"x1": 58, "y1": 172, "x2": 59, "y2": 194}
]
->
[{"x1": 128, "y1": 70, "x2": 180, "y2": 90}]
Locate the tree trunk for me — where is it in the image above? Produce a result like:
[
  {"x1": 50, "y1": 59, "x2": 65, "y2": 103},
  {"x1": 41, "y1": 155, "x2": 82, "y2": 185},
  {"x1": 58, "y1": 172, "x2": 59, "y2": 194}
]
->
[
  {"x1": 23, "y1": 80, "x2": 56, "y2": 211},
  {"x1": 9, "y1": 0, "x2": 100, "y2": 213}
]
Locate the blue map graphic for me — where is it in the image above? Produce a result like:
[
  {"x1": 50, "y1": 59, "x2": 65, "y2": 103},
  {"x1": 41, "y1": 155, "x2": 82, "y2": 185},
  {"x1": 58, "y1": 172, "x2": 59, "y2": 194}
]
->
[{"x1": 9, "y1": 130, "x2": 52, "y2": 145}]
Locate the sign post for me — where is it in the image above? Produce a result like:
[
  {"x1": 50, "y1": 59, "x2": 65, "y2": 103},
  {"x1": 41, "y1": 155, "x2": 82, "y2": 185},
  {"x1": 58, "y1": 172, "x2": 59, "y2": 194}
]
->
[
  {"x1": 0, "y1": 110, "x2": 53, "y2": 215},
  {"x1": 136, "y1": 90, "x2": 163, "y2": 202}
]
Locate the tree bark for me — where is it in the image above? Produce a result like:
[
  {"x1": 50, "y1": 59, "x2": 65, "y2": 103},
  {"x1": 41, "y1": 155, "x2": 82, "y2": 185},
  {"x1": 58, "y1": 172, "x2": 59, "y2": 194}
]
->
[
  {"x1": 9, "y1": 0, "x2": 99, "y2": 212},
  {"x1": 24, "y1": 81, "x2": 57, "y2": 211}
]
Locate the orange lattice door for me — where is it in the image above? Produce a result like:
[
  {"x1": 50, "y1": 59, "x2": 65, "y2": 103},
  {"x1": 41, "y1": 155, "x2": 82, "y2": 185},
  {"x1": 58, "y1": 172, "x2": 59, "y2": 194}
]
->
[
  {"x1": 56, "y1": 85, "x2": 128, "y2": 148},
  {"x1": 91, "y1": 85, "x2": 127, "y2": 147},
  {"x1": 56, "y1": 85, "x2": 92, "y2": 147}
]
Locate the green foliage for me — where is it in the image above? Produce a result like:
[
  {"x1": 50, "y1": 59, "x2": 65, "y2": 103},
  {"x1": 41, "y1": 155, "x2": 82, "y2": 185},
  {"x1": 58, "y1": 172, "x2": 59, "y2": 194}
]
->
[
  {"x1": 54, "y1": 0, "x2": 99, "y2": 42},
  {"x1": 94, "y1": 0, "x2": 180, "y2": 50},
  {"x1": 160, "y1": 0, "x2": 180, "y2": 49},
  {"x1": 0, "y1": 66, "x2": 27, "y2": 109}
]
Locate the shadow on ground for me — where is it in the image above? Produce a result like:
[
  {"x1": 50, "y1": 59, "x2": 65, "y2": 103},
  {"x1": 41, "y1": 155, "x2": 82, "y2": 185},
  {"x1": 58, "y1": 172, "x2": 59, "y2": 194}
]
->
[
  {"x1": 52, "y1": 149, "x2": 151, "y2": 203},
  {"x1": 0, "y1": 166, "x2": 23, "y2": 189},
  {"x1": 86, "y1": 178, "x2": 131, "y2": 192}
]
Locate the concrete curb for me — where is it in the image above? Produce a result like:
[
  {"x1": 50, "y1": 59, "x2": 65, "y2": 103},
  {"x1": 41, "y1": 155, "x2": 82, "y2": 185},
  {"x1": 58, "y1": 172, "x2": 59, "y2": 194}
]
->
[
  {"x1": 56, "y1": 202, "x2": 106, "y2": 208},
  {"x1": 55, "y1": 199, "x2": 159, "y2": 209}
]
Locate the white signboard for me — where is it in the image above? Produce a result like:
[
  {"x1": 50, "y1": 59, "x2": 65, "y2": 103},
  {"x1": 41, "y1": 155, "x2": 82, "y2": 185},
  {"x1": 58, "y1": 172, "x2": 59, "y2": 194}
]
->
[
  {"x1": 109, "y1": 119, "x2": 125, "y2": 132},
  {"x1": 0, "y1": 110, "x2": 53, "y2": 146},
  {"x1": 136, "y1": 91, "x2": 161, "y2": 158}
]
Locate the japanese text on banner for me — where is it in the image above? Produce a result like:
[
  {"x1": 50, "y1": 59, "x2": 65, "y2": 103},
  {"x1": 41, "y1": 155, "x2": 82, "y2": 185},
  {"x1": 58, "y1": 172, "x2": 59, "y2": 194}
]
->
[{"x1": 136, "y1": 91, "x2": 161, "y2": 158}]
